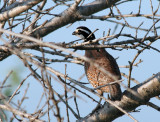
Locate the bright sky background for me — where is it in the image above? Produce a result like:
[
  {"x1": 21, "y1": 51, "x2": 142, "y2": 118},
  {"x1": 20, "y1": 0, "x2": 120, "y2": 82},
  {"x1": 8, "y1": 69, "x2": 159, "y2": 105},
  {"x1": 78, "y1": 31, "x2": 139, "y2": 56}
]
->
[{"x1": 0, "y1": 0, "x2": 160, "y2": 122}]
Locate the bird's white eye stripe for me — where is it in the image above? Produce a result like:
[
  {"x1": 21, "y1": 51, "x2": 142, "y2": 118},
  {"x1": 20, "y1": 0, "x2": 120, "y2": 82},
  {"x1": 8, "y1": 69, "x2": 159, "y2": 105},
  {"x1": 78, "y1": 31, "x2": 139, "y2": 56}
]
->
[{"x1": 77, "y1": 29, "x2": 90, "y2": 34}]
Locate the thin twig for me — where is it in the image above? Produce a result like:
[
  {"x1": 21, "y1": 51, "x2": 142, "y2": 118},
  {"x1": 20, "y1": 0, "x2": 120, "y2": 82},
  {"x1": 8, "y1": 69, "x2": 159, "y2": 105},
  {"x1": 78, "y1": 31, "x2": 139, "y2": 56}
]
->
[{"x1": 8, "y1": 73, "x2": 31, "y2": 103}]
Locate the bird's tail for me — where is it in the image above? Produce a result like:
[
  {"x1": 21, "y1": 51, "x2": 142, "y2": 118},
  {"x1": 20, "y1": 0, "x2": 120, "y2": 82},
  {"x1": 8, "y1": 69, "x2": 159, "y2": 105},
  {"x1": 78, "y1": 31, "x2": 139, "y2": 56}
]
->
[{"x1": 110, "y1": 84, "x2": 122, "y2": 101}]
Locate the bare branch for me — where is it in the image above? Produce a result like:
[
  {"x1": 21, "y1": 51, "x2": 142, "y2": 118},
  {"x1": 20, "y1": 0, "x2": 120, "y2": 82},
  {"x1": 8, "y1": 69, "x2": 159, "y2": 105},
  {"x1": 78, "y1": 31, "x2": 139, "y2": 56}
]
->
[
  {"x1": 31, "y1": 0, "x2": 120, "y2": 38},
  {"x1": 0, "y1": 0, "x2": 43, "y2": 22},
  {"x1": 78, "y1": 72, "x2": 160, "y2": 122}
]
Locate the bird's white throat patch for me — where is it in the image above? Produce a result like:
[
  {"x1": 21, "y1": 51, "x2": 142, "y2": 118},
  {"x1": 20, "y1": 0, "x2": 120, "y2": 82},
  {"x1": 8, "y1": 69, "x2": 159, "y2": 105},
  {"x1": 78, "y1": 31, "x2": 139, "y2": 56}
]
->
[{"x1": 76, "y1": 34, "x2": 85, "y2": 39}]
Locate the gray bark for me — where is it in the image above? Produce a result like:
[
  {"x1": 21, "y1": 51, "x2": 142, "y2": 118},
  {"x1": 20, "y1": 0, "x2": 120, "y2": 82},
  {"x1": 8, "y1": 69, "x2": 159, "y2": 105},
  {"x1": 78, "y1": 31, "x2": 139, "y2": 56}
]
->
[
  {"x1": 0, "y1": 0, "x2": 43, "y2": 22},
  {"x1": 31, "y1": 0, "x2": 120, "y2": 37},
  {"x1": 78, "y1": 72, "x2": 160, "y2": 122}
]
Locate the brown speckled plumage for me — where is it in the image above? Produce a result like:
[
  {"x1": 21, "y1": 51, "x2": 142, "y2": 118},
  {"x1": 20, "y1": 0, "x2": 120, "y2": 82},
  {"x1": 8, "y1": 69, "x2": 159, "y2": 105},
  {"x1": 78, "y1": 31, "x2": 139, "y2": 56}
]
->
[
  {"x1": 84, "y1": 49, "x2": 122, "y2": 100},
  {"x1": 73, "y1": 26, "x2": 122, "y2": 101}
]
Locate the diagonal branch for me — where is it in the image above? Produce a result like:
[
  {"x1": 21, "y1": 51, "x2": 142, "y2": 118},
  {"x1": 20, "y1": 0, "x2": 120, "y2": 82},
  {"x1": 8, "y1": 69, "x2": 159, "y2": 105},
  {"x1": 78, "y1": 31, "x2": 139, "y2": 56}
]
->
[
  {"x1": 0, "y1": 0, "x2": 43, "y2": 22},
  {"x1": 31, "y1": 0, "x2": 120, "y2": 38},
  {"x1": 0, "y1": 0, "x2": 121, "y2": 61},
  {"x1": 0, "y1": 102, "x2": 44, "y2": 122},
  {"x1": 78, "y1": 72, "x2": 160, "y2": 122}
]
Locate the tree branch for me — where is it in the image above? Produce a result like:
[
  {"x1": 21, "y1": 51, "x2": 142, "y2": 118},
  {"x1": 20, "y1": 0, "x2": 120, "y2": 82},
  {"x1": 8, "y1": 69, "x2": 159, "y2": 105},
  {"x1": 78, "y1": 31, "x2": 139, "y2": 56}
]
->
[
  {"x1": 31, "y1": 0, "x2": 120, "y2": 38},
  {"x1": 0, "y1": 0, "x2": 120, "y2": 61},
  {"x1": 0, "y1": 103, "x2": 44, "y2": 122},
  {"x1": 0, "y1": 0, "x2": 43, "y2": 22},
  {"x1": 78, "y1": 72, "x2": 160, "y2": 122}
]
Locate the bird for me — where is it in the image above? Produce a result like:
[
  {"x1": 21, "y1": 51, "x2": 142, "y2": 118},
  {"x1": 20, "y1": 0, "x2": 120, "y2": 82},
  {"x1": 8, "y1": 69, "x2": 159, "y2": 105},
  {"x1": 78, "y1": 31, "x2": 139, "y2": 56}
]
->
[{"x1": 72, "y1": 26, "x2": 122, "y2": 101}]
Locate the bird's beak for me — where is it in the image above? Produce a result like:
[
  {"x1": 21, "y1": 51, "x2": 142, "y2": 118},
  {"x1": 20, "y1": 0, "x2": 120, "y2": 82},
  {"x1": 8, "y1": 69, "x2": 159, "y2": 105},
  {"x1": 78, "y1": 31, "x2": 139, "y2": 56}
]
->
[
  {"x1": 72, "y1": 29, "x2": 78, "y2": 35},
  {"x1": 72, "y1": 31, "x2": 76, "y2": 35}
]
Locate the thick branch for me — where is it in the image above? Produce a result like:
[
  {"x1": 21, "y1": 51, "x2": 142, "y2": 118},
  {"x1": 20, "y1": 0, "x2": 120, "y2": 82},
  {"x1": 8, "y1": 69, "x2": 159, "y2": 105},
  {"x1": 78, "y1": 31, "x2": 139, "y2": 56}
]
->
[
  {"x1": 0, "y1": 0, "x2": 43, "y2": 22},
  {"x1": 78, "y1": 72, "x2": 160, "y2": 122},
  {"x1": 0, "y1": 0, "x2": 120, "y2": 61},
  {"x1": 31, "y1": 0, "x2": 120, "y2": 38}
]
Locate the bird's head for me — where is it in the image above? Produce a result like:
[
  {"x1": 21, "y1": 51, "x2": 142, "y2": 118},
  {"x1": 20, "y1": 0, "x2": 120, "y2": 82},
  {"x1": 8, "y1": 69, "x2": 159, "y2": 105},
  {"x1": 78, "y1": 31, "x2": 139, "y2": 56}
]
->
[{"x1": 72, "y1": 26, "x2": 95, "y2": 41}]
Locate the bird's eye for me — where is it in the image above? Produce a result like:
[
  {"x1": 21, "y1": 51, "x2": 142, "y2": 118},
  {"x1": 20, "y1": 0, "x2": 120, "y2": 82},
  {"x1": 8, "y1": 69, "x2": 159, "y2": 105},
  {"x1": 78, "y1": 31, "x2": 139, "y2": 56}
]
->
[{"x1": 77, "y1": 29, "x2": 81, "y2": 33}]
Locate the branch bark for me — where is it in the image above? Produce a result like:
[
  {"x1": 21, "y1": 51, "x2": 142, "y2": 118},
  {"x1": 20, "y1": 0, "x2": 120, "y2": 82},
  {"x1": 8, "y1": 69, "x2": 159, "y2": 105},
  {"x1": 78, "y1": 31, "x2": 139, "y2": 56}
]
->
[
  {"x1": 0, "y1": 104, "x2": 44, "y2": 122},
  {"x1": 31, "y1": 0, "x2": 120, "y2": 38},
  {"x1": 0, "y1": 0, "x2": 43, "y2": 22},
  {"x1": 78, "y1": 72, "x2": 160, "y2": 122},
  {"x1": 0, "y1": 0, "x2": 120, "y2": 61}
]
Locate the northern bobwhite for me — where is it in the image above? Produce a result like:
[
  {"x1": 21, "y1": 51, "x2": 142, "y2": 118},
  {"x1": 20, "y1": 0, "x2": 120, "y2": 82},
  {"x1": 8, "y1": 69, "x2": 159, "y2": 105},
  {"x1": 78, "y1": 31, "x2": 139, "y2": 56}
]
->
[{"x1": 72, "y1": 26, "x2": 122, "y2": 101}]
